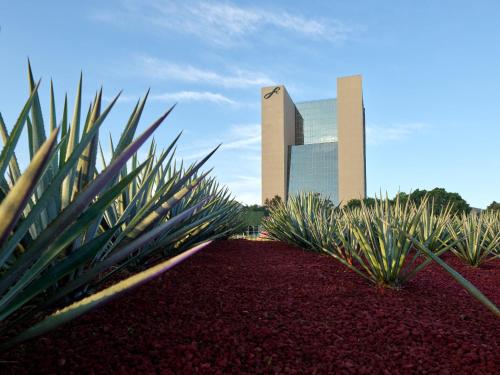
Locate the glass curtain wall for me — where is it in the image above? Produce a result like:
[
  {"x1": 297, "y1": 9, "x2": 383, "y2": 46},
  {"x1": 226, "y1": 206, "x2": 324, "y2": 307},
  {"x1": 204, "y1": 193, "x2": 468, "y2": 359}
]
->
[
  {"x1": 288, "y1": 142, "x2": 339, "y2": 203},
  {"x1": 287, "y1": 98, "x2": 339, "y2": 203},
  {"x1": 295, "y1": 99, "x2": 337, "y2": 144}
]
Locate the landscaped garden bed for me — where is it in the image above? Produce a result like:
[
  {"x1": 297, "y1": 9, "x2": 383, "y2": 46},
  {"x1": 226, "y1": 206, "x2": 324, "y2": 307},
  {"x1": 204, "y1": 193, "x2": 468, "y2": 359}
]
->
[{"x1": 2, "y1": 239, "x2": 498, "y2": 374}]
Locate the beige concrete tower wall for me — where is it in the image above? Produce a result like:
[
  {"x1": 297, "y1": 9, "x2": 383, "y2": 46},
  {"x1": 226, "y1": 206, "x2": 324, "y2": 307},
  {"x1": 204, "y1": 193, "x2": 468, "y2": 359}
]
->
[
  {"x1": 337, "y1": 75, "x2": 366, "y2": 204},
  {"x1": 261, "y1": 85, "x2": 296, "y2": 204}
]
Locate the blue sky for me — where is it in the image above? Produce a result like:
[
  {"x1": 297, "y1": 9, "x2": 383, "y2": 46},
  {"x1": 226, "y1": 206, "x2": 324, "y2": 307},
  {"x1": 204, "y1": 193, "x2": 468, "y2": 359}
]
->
[{"x1": 0, "y1": 1, "x2": 499, "y2": 207}]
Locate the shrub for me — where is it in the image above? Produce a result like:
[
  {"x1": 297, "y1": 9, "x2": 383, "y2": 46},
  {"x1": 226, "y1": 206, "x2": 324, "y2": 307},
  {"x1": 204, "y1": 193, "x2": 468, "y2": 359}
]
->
[
  {"x1": 486, "y1": 201, "x2": 500, "y2": 212},
  {"x1": 264, "y1": 195, "x2": 283, "y2": 210},
  {"x1": 398, "y1": 188, "x2": 470, "y2": 215},
  {"x1": 240, "y1": 204, "x2": 267, "y2": 227},
  {"x1": 345, "y1": 197, "x2": 376, "y2": 209}
]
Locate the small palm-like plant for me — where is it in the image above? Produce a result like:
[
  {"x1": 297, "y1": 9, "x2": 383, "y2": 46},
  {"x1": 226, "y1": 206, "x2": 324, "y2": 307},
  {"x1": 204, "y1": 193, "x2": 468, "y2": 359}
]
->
[{"x1": 448, "y1": 212, "x2": 500, "y2": 266}]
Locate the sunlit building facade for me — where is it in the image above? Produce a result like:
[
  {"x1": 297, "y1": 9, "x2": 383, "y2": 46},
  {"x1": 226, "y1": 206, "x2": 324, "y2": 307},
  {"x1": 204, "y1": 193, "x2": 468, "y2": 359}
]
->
[{"x1": 261, "y1": 75, "x2": 366, "y2": 205}]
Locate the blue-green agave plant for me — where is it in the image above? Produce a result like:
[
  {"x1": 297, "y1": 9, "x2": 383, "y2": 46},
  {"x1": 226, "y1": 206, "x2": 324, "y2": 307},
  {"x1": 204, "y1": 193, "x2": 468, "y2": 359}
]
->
[{"x1": 0, "y1": 63, "x2": 241, "y2": 348}]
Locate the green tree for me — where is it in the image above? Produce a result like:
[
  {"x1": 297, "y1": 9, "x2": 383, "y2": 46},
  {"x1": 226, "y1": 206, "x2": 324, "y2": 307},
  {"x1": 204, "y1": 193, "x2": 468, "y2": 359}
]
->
[
  {"x1": 486, "y1": 201, "x2": 500, "y2": 212},
  {"x1": 345, "y1": 197, "x2": 376, "y2": 209},
  {"x1": 398, "y1": 188, "x2": 470, "y2": 214},
  {"x1": 240, "y1": 204, "x2": 267, "y2": 226},
  {"x1": 264, "y1": 195, "x2": 283, "y2": 210}
]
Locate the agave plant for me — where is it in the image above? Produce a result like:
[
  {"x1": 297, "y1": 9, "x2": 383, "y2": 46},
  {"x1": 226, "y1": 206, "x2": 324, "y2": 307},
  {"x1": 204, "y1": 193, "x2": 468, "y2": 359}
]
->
[
  {"x1": 0, "y1": 64, "x2": 240, "y2": 347},
  {"x1": 264, "y1": 192, "x2": 499, "y2": 316},
  {"x1": 405, "y1": 224, "x2": 499, "y2": 317},
  {"x1": 160, "y1": 176, "x2": 243, "y2": 252},
  {"x1": 447, "y1": 212, "x2": 500, "y2": 266},
  {"x1": 326, "y1": 195, "x2": 437, "y2": 287},
  {"x1": 486, "y1": 210, "x2": 500, "y2": 255},
  {"x1": 414, "y1": 199, "x2": 454, "y2": 252},
  {"x1": 262, "y1": 192, "x2": 337, "y2": 251}
]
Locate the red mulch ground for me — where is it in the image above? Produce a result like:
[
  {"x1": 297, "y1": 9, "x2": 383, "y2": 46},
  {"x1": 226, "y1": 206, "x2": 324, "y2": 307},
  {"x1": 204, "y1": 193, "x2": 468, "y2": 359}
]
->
[{"x1": 1, "y1": 239, "x2": 499, "y2": 374}]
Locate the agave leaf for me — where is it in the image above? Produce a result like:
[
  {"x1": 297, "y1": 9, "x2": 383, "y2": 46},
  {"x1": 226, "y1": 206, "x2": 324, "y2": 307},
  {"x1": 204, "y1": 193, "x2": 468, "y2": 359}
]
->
[
  {"x1": 7, "y1": 134, "x2": 69, "y2": 240},
  {"x1": 0, "y1": 80, "x2": 41, "y2": 179},
  {"x1": 97, "y1": 167, "x2": 203, "y2": 261},
  {"x1": 0, "y1": 229, "x2": 117, "y2": 322},
  {"x1": 0, "y1": 105, "x2": 175, "y2": 296},
  {"x1": 410, "y1": 234, "x2": 499, "y2": 317},
  {"x1": 44, "y1": 81, "x2": 60, "y2": 221},
  {"x1": 0, "y1": 128, "x2": 59, "y2": 245},
  {"x1": 102, "y1": 93, "x2": 150, "y2": 214},
  {"x1": 82, "y1": 109, "x2": 180, "y2": 250},
  {"x1": 42, "y1": 198, "x2": 208, "y2": 308},
  {"x1": 125, "y1": 170, "x2": 211, "y2": 240},
  {"x1": 108, "y1": 132, "x2": 115, "y2": 156},
  {"x1": 26, "y1": 67, "x2": 54, "y2": 228},
  {"x1": 49, "y1": 81, "x2": 57, "y2": 134},
  {"x1": 97, "y1": 198, "x2": 209, "y2": 269},
  {"x1": 112, "y1": 149, "x2": 172, "y2": 224},
  {"x1": 98, "y1": 141, "x2": 107, "y2": 170},
  {"x1": 0, "y1": 158, "x2": 149, "y2": 302},
  {"x1": 100, "y1": 208, "x2": 222, "y2": 283},
  {"x1": 155, "y1": 208, "x2": 221, "y2": 249},
  {"x1": 73, "y1": 89, "x2": 101, "y2": 195},
  {"x1": 27, "y1": 61, "x2": 47, "y2": 158},
  {"x1": 99, "y1": 151, "x2": 182, "y2": 240},
  {"x1": 0, "y1": 114, "x2": 22, "y2": 187},
  {"x1": 60, "y1": 73, "x2": 83, "y2": 208},
  {"x1": 0, "y1": 93, "x2": 122, "y2": 268},
  {"x1": 113, "y1": 90, "x2": 150, "y2": 160},
  {"x1": 82, "y1": 153, "x2": 154, "y2": 247},
  {"x1": 120, "y1": 146, "x2": 219, "y2": 241},
  {"x1": 101, "y1": 199, "x2": 211, "y2": 274},
  {"x1": 58, "y1": 95, "x2": 68, "y2": 170},
  {"x1": 3, "y1": 241, "x2": 210, "y2": 349}
]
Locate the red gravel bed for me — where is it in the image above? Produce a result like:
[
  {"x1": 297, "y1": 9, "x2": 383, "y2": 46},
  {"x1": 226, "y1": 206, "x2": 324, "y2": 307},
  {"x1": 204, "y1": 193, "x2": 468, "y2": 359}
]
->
[{"x1": 1, "y1": 239, "x2": 499, "y2": 374}]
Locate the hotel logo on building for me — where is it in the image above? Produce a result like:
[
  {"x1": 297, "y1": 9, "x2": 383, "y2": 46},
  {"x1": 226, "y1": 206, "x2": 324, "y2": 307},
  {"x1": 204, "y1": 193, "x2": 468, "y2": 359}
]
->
[{"x1": 264, "y1": 87, "x2": 280, "y2": 99}]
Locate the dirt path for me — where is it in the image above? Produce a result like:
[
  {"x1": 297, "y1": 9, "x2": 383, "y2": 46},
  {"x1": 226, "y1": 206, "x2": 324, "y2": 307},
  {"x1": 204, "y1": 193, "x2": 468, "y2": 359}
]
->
[{"x1": 2, "y1": 239, "x2": 499, "y2": 374}]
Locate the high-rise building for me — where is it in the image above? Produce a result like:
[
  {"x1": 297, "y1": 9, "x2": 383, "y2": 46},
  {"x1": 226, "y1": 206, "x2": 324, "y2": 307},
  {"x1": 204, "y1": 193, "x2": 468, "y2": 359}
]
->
[{"x1": 261, "y1": 75, "x2": 366, "y2": 205}]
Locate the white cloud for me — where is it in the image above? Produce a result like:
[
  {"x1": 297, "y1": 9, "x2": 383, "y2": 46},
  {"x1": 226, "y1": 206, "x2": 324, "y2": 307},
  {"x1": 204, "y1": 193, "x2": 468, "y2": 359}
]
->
[
  {"x1": 93, "y1": 1, "x2": 355, "y2": 45},
  {"x1": 179, "y1": 123, "x2": 261, "y2": 160},
  {"x1": 174, "y1": 123, "x2": 262, "y2": 204},
  {"x1": 151, "y1": 91, "x2": 236, "y2": 105},
  {"x1": 222, "y1": 124, "x2": 260, "y2": 150},
  {"x1": 102, "y1": 94, "x2": 139, "y2": 103},
  {"x1": 224, "y1": 175, "x2": 261, "y2": 205},
  {"x1": 366, "y1": 123, "x2": 428, "y2": 145},
  {"x1": 138, "y1": 56, "x2": 275, "y2": 88},
  {"x1": 105, "y1": 90, "x2": 237, "y2": 105}
]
